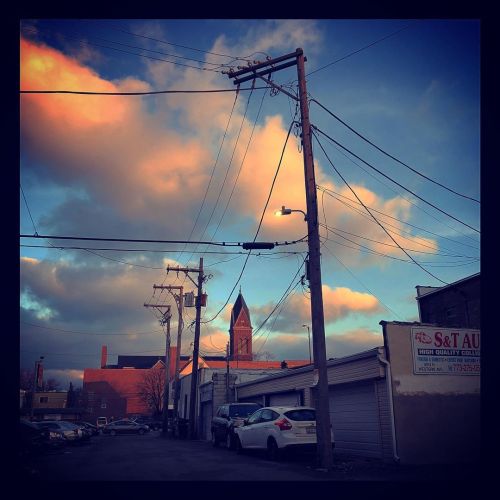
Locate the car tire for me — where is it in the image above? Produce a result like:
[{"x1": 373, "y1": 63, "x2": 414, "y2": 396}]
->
[
  {"x1": 110, "y1": 430, "x2": 116, "y2": 436},
  {"x1": 267, "y1": 438, "x2": 281, "y2": 461},
  {"x1": 139, "y1": 429, "x2": 145, "y2": 435},
  {"x1": 235, "y1": 436, "x2": 244, "y2": 455},
  {"x1": 211, "y1": 431, "x2": 219, "y2": 448},
  {"x1": 226, "y1": 433, "x2": 233, "y2": 450}
]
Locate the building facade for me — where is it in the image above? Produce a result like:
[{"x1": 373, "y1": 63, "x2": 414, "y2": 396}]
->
[{"x1": 416, "y1": 272, "x2": 480, "y2": 329}]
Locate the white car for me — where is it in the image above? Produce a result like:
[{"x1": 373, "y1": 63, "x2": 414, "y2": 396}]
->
[{"x1": 233, "y1": 406, "x2": 334, "y2": 460}]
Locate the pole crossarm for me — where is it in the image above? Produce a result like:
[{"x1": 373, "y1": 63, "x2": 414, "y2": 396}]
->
[
  {"x1": 227, "y1": 49, "x2": 300, "y2": 79},
  {"x1": 232, "y1": 60, "x2": 298, "y2": 86}
]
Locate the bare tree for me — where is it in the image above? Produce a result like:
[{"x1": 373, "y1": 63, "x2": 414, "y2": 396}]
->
[
  {"x1": 43, "y1": 378, "x2": 62, "y2": 391},
  {"x1": 138, "y1": 368, "x2": 165, "y2": 416},
  {"x1": 253, "y1": 351, "x2": 276, "y2": 361},
  {"x1": 20, "y1": 369, "x2": 34, "y2": 391}
]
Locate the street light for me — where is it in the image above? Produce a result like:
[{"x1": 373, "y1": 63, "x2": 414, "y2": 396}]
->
[
  {"x1": 275, "y1": 205, "x2": 307, "y2": 221},
  {"x1": 302, "y1": 324, "x2": 312, "y2": 364}
]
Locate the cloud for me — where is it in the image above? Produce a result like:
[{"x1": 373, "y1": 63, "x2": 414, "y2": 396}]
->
[
  {"x1": 253, "y1": 328, "x2": 383, "y2": 361},
  {"x1": 250, "y1": 284, "x2": 383, "y2": 333}
]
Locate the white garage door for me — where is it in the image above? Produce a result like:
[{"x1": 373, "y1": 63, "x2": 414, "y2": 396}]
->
[
  {"x1": 269, "y1": 392, "x2": 301, "y2": 407},
  {"x1": 329, "y1": 382, "x2": 382, "y2": 458}
]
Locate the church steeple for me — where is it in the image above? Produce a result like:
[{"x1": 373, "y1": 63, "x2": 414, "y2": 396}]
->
[{"x1": 229, "y1": 291, "x2": 253, "y2": 361}]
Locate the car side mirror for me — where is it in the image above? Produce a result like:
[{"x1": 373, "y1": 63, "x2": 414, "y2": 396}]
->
[{"x1": 243, "y1": 418, "x2": 249, "y2": 426}]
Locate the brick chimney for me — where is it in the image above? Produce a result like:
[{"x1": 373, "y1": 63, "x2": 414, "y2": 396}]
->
[{"x1": 101, "y1": 345, "x2": 108, "y2": 368}]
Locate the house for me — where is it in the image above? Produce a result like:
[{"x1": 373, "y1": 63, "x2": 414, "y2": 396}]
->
[
  {"x1": 82, "y1": 345, "x2": 191, "y2": 424},
  {"x1": 416, "y1": 272, "x2": 480, "y2": 329},
  {"x1": 20, "y1": 390, "x2": 86, "y2": 422}
]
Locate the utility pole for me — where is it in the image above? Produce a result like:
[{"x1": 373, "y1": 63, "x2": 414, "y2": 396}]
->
[
  {"x1": 226, "y1": 342, "x2": 230, "y2": 403},
  {"x1": 166, "y1": 258, "x2": 204, "y2": 440},
  {"x1": 152, "y1": 284, "x2": 184, "y2": 434},
  {"x1": 227, "y1": 49, "x2": 333, "y2": 470},
  {"x1": 144, "y1": 303, "x2": 171, "y2": 435},
  {"x1": 30, "y1": 356, "x2": 44, "y2": 419}
]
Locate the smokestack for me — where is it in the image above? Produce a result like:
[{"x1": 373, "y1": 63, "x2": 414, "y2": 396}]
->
[{"x1": 101, "y1": 345, "x2": 107, "y2": 368}]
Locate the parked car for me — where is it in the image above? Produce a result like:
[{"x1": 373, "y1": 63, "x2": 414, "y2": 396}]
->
[
  {"x1": 101, "y1": 419, "x2": 150, "y2": 435},
  {"x1": 74, "y1": 421, "x2": 99, "y2": 436},
  {"x1": 19, "y1": 419, "x2": 55, "y2": 457},
  {"x1": 132, "y1": 416, "x2": 163, "y2": 431},
  {"x1": 96, "y1": 416, "x2": 108, "y2": 430},
  {"x1": 233, "y1": 406, "x2": 335, "y2": 460},
  {"x1": 211, "y1": 402, "x2": 262, "y2": 449},
  {"x1": 71, "y1": 422, "x2": 92, "y2": 441},
  {"x1": 34, "y1": 420, "x2": 84, "y2": 444}
]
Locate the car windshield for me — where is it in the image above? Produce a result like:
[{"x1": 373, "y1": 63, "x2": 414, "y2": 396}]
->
[
  {"x1": 228, "y1": 405, "x2": 260, "y2": 418},
  {"x1": 59, "y1": 422, "x2": 78, "y2": 429},
  {"x1": 284, "y1": 409, "x2": 316, "y2": 421}
]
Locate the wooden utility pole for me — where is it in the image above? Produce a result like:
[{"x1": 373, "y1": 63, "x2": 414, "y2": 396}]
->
[
  {"x1": 227, "y1": 49, "x2": 333, "y2": 469},
  {"x1": 166, "y1": 259, "x2": 204, "y2": 439},
  {"x1": 153, "y1": 284, "x2": 184, "y2": 434},
  {"x1": 143, "y1": 303, "x2": 171, "y2": 434}
]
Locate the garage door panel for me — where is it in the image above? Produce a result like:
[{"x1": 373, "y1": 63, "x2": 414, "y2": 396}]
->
[
  {"x1": 269, "y1": 392, "x2": 300, "y2": 407},
  {"x1": 329, "y1": 382, "x2": 382, "y2": 459}
]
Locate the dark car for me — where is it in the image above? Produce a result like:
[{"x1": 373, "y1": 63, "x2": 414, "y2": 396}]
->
[
  {"x1": 74, "y1": 421, "x2": 99, "y2": 436},
  {"x1": 132, "y1": 416, "x2": 163, "y2": 431},
  {"x1": 102, "y1": 419, "x2": 150, "y2": 435},
  {"x1": 211, "y1": 402, "x2": 262, "y2": 449},
  {"x1": 34, "y1": 420, "x2": 84, "y2": 444},
  {"x1": 19, "y1": 419, "x2": 54, "y2": 457}
]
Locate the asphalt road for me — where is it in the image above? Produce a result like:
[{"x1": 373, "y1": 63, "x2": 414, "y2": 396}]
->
[{"x1": 21, "y1": 431, "x2": 480, "y2": 482}]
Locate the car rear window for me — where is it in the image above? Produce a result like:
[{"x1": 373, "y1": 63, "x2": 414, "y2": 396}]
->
[
  {"x1": 229, "y1": 405, "x2": 261, "y2": 418},
  {"x1": 284, "y1": 409, "x2": 316, "y2": 421}
]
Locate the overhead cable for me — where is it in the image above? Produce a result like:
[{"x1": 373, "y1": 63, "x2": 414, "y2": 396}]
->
[
  {"x1": 312, "y1": 125, "x2": 480, "y2": 234},
  {"x1": 313, "y1": 130, "x2": 449, "y2": 285},
  {"x1": 310, "y1": 99, "x2": 480, "y2": 203}
]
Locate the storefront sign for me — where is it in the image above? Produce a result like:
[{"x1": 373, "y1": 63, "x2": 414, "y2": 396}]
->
[{"x1": 411, "y1": 327, "x2": 480, "y2": 376}]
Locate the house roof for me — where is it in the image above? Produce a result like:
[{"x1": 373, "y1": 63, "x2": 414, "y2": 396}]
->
[
  {"x1": 235, "y1": 347, "x2": 384, "y2": 388},
  {"x1": 415, "y1": 272, "x2": 480, "y2": 299},
  {"x1": 116, "y1": 350, "x2": 190, "y2": 369},
  {"x1": 180, "y1": 357, "x2": 310, "y2": 375}
]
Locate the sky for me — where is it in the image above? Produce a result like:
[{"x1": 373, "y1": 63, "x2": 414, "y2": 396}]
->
[{"x1": 19, "y1": 19, "x2": 480, "y2": 389}]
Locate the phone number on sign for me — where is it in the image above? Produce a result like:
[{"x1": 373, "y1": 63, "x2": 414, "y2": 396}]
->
[{"x1": 449, "y1": 364, "x2": 480, "y2": 373}]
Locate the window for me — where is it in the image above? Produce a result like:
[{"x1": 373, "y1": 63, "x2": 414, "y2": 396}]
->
[
  {"x1": 39, "y1": 396, "x2": 48, "y2": 403},
  {"x1": 284, "y1": 409, "x2": 316, "y2": 421},
  {"x1": 228, "y1": 404, "x2": 260, "y2": 418},
  {"x1": 246, "y1": 410, "x2": 262, "y2": 425},
  {"x1": 260, "y1": 409, "x2": 278, "y2": 422}
]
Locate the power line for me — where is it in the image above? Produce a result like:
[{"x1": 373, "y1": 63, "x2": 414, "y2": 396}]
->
[
  {"x1": 21, "y1": 26, "x2": 224, "y2": 73},
  {"x1": 316, "y1": 140, "x2": 480, "y2": 245},
  {"x1": 204, "y1": 87, "x2": 268, "y2": 249},
  {"x1": 313, "y1": 130, "x2": 449, "y2": 285},
  {"x1": 316, "y1": 185, "x2": 480, "y2": 251},
  {"x1": 307, "y1": 24, "x2": 413, "y2": 77},
  {"x1": 184, "y1": 84, "x2": 256, "y2": 264},
  {"x1": 20, "y1": 321, "x2": 163, "y2": 336},
  {"x1": 319, "y1": 223, "x2": 477, "y2": 260},
  {"x1": 106, "y1": 24, "x2": 251, "y2": 62},
  {"x1": 252, "y1": 255, "x2": 307, "y2": 342},
  {"x1": 201, "y1": 117, "x2": 298, "y2": 325},
  {"x1": 20, "y1": 184, "x2": 38, "y2": 235},
  {"x1": 20, "y1": 244, "x2": 304, "y2": 257},
  {"x1": 312, "y1": 125, "x2": 480, "y2": 234},
  {"x1": 20, "y1": 87, "x2": 268, "y2": 96},
  {"x1": 174, "y1": 90, "x2": 240, "y2": 265},
  {"x1": 310, "y1": 99, "x2": 479, "y2": 203},
  {"x1": 20, "y1": 234, "x2": 305, "y2": 248}
]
